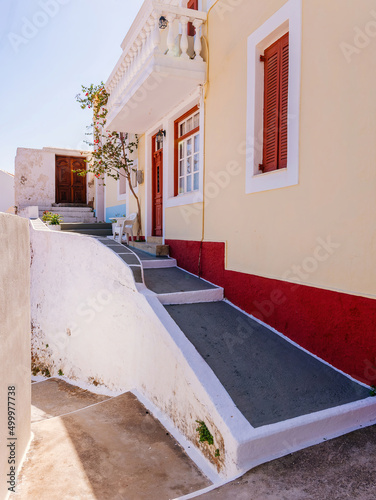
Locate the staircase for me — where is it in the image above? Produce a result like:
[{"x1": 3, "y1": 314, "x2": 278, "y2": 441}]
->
[
  {"x1": 94, "y1": 235, "x2": 376, "y2": 477},
  {"x1": 38, "y1": 204, "x2": 97, "y2": 224}
]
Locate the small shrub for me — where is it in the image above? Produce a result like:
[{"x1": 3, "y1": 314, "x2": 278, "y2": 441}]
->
[
  {"x1": 49, "y1": 213, "x2": 63, "y2": 225},
  {"x1": 42, "y1": 211, "x2": 52, "y2": 222},
  {"x1": 196, "y1": 420, "x2": 214, "y2": 445},
  {"x1": 58, "y1": 369, "x2": 64, "y2": 376}
]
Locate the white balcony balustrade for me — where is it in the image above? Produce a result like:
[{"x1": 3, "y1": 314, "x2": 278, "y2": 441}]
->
[{"x1": 105, "y1": 0, "x2": 207, "y2": 133}]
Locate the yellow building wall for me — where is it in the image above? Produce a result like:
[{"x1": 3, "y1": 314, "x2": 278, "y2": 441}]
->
[
  {"x1": 166, "y1": 0, "x2": 376, "y2": 299},
  {"x1": 165, "y1": 203, "x2": 204, "y2": 241},
  {"x1": 128, "y1": 134, "x2": 146, "y2": 236},
  {"x1": 105, "y1": 175, "x2": 126, "y2": 212}
]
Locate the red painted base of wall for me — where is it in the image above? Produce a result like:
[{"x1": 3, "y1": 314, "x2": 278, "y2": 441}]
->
[{"x1": 166, "y1": 239, "x2": 376, "y2": 386}]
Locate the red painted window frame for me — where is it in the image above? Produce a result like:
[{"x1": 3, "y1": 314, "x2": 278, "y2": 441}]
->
[
  {"x1": 174, "y1": 105, "x2": 200, "y2": 196},
  {"x1": 260, "y1": 32, "x2": 289, "y2": 173}
]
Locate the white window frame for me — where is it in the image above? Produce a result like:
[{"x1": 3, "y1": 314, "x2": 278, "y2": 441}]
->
[
  {"x1": 177, "y1": 111, "x2": 200, "y2": 195},
  {"x1": 246, "y1": 0, "x2": 302, "y2": 194},
  {"x1": 165, "y1": 95, "x2": 204, "y2": 209}
]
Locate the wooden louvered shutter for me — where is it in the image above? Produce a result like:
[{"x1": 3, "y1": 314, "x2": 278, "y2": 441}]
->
[
  {"x1": 261, "y1": 33, "x2": 289, "y2": 173},
  {"x1": 278, "y1": 34, "x2": 289, "y2": 169}
]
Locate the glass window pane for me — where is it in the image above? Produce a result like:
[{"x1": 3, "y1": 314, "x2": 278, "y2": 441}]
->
[
  {"x1": 194, "y1": 172, "x2": 199, "y2": 190},
  {"x1": 194, "y1": 153, "x2": 199, "y2": 172},
  {"x1": 194, "y1": 134, "x2": 199, "y2": 153},
  {"x1": 187, "y1": 138, "x2": 192, "y2": 156},
  {"x1": 194, "y1": 113, "x2": 199, "y2": 128},
  {"x1": 179, "y1": 142, "x2": 184, "y2": 159},
  {"x1": 179, "y1": 160, "x2": 184, "y2": 176},
  {"x1": 180, "y1": 122, "x2": 185, "y2": 137},
  {"x1": 187, "y1": 157, "x2": 192, "y2": 174},
  {"x1": 187, "y1": 175, "x2": 192, "y2": 192},
  {"x1": 187, "y1": 117, "x2": 193, "y2": 132},
  {"x1": 179, "y1": 177, "x2": 184, "y2": 194}
]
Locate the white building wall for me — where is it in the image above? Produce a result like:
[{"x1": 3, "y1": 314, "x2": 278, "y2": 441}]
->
[{"x1": 0, "y1": 170, "x2": 15, "y2": 213}]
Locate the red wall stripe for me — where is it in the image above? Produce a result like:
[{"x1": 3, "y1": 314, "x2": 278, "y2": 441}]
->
[{"x1": 166, "y1": 239, "x2": 376, "y2": 386}]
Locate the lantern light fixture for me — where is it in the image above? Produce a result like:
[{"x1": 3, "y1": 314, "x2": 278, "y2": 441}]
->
[{"x1": 159, "y1": 16, "x2": 168, "y2": 29}]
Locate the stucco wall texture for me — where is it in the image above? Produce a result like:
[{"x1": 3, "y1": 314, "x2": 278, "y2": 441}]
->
[{"x1": 0, "y1": 214, "x2": 31, "y2": 500}]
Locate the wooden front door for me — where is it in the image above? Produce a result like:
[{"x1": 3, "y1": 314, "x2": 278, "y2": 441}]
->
[
  {"x1": 56, "y1": 156, "x2": 86, "y2": 204},
  {"x1": 152, "y1": 136, "x2": 163, "y2": 236}
]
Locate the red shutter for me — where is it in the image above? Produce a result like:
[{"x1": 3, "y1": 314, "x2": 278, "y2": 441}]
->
[
  {"x1": 261, "y1": 33, "x2": 289, "y2": 172},
  {"x1": 262, "y1": 43, "x2": 280, "y2": 172},
  {"x1": 278, "y1": 34, "x2": 289, "y2": 169}
]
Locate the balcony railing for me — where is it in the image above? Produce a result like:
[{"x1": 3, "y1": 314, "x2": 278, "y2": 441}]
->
[{"x1": 105, "y1": 0, "x2": 207, "y2": 132}]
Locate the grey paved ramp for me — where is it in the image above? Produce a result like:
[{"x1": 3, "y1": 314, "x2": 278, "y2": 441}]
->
[
  {"x1": 165, "y1": 301, "x2": 370, "y2": 428},
  {"x1": 144, "y1": 267, "x2": 217, "y2": 294}
]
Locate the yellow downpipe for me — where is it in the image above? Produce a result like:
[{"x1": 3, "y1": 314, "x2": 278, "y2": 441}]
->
[{"x1": 198, "y1": 0, "x2": 219, "y2": 276}]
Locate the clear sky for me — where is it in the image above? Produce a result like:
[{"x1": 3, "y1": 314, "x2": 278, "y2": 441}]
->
[{"x1": 0, "y1": 0, "x2": 144, "y2": 174}]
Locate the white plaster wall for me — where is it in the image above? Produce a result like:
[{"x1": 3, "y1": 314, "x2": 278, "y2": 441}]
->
[
  {"x1": 15, "y1": 147, "x2": 95, "y2": 209},
  {"x1": 0, "y1": 170, "x2": 15, "y2": 213},
  {"x1": 0, "y1": 214, "x2": 31, "y2": 500},
  {"x1": 29, "y1": 225, "x2": 250, "y2": 479}
]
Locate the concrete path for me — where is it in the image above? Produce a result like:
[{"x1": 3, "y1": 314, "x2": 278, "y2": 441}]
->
[
  {"x1": 196, "y1": 424, "x2": 376, "y2": 500},
  {"x1": 15, "y1": 379, "x2": 210, "y2": 499}
]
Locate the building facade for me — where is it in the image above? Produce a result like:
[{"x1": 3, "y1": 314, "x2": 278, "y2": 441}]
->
[{"x1": 100, "y1": 0, "x2": 376, "y2": 385}]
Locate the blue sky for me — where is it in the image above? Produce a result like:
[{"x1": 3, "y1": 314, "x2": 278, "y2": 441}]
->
[{"x1": 0, "y1": 0, "x2": 144, "y2": 174}]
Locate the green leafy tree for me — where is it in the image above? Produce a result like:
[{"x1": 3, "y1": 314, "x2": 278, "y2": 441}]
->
[{"x1": 76, "y1": 82, "x2": 142, "y2": 236}]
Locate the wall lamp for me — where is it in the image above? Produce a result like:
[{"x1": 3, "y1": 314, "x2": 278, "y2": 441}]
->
[
  {"x1": 156, "y1": 129, "x2": 166, "y2": 141},
  {"x1": 159, "y1": 16, "x2": 168, "y2": 29}
]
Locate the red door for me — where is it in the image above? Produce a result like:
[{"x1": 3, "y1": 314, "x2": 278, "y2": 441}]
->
[
  {"x1": 152, "y1": 136, "x2": 163, "y2": 237},
  {"x1": 56, "y1": 156, "x2": 86, "y2": 204}
]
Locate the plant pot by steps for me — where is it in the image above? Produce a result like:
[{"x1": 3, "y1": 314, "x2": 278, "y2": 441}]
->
[{"x1": 49, "y1": 225, "x2": 61, "y2": 231}]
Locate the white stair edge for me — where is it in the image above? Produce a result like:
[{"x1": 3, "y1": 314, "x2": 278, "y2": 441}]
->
[
  {"x1": 141, "y1": 258, "x2": 177, "y2": 269},
  {"x1": 157, "y1": 287, "x2": 224, "y2": 305}
]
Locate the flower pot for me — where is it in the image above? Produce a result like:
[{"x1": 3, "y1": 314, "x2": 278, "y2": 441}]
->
[{"x1": 49, "y1": 225, "x2": 61, "y2": 231}]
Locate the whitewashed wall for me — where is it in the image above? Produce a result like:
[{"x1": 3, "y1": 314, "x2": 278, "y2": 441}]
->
[
  {"x1": 0, "y1": 170, "x2": 15, "y2": 213},
  {"x1": 29, "y1": 224, "x2": 251, "y2": 480},
  {"x1": 0, "y1": 214, "x2": 31, "y2": 500}
]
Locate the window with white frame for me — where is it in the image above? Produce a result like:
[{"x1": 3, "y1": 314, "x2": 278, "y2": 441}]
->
[
  {"x1": 175, "y1": 107, "x2": 200, "y2": 195},
  {"x1": 246, "y1": 0, "x2": 301, "y2": 194}
]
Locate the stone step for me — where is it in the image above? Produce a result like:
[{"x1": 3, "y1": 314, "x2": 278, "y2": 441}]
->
[
  {"x1": 147, "y1": 236, "x2": 163, "y2": 244},
  {"x1": 54, "y1": 217, "x2": 98, "y2": 224},
  {"x1": 52, "y1": 203, "x2": 90, "y2": 208},
  {"x1": 62, "y1": 228, "x2": 113, "y2": 236},
  {"x1": 61, "y1": 223, "x2": 112, "y2": 231},
  {"x1": 39, "y1": 207, "x2": 94, "y2": 214},
  {"x1": 129, "y1": 240, "x2": 169, "y2": 257},
  {"x1": 39, "y1": 212, "x2": 96, "y2": 220},
  {"x1": 143, "y1": 267, "x2": 224, "y2": 304}
]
